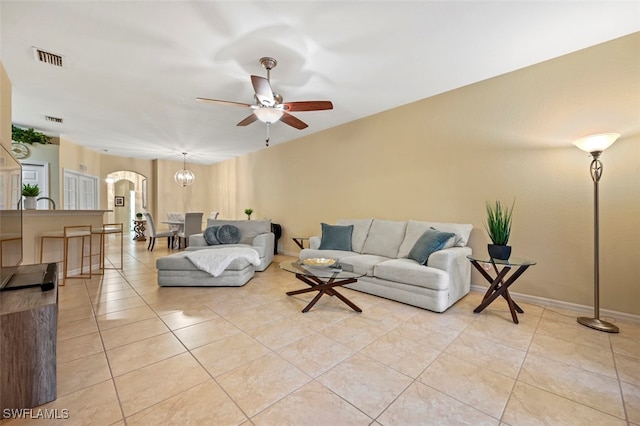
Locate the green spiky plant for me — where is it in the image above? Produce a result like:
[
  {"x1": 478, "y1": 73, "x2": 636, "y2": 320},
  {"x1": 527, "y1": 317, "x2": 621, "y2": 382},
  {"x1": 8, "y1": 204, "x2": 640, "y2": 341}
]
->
[
  {"x1": 244, "y1": 208, "x2": 253, "y2": 220},
  {"x1": 22, "y1": 183, "x2": 41, "y2": 197},
  {"x1": 484, "y1": 200, "x2": 515, "y2": 245}
]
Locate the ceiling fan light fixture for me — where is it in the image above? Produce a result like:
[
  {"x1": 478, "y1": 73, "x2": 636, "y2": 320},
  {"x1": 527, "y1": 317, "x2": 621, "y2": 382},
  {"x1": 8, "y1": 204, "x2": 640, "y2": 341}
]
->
[
  {"x1": 254, "y1": 107, "x2": 283, "y2": 124},
  {"x1": 174, "y1": 152, "x2": 195, "y2": 187}
]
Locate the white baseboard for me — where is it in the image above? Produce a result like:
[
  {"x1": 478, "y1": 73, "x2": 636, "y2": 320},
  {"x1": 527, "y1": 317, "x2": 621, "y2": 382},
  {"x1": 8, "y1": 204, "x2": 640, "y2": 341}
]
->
[
  {"x1": 271, "y1": 253, "x2": 640, "y2": 324},
  {"x1": 471, "y1": 284, "x2": 640, "y2": 324}
]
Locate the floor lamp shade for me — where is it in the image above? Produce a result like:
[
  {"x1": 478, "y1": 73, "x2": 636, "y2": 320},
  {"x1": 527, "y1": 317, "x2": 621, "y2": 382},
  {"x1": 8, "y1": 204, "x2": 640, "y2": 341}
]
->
[
  {"x1": 573, "y1": 133, "x2": 620, "y2": 153},
  {"x1": 574, "y1": 133, "x2": 620, "y2": 333}
]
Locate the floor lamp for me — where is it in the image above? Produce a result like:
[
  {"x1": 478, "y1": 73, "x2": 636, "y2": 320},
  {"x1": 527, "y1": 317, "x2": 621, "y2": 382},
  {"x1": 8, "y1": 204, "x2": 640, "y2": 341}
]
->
[{"x1": 573, "y1": 133, "x2": 620, "y2": 333}]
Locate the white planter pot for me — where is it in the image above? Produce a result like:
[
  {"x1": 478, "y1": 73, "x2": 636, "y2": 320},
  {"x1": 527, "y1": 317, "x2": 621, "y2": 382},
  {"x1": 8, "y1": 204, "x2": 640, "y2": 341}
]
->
[{"x1": 23, "y1": 196, "x2": 37, "y2": 210}]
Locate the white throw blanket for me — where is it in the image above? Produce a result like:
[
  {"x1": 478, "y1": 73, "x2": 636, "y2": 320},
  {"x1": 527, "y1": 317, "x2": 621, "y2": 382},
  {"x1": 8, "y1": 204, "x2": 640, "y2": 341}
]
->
[{"x1": 185, "y1": 247, "x2": 261, "y2": 277}]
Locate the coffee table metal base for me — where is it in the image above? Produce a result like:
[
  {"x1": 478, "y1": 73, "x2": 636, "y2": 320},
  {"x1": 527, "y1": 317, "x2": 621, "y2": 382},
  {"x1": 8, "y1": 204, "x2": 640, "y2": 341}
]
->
[{"x1": 287, "y1": 274, "x2": 362, "y2": 313}]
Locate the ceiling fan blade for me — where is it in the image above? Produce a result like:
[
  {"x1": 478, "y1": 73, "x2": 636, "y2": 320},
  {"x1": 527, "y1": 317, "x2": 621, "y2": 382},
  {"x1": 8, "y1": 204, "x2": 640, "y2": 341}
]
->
[
  {"x1": 280, "y1": 112, "x2": 308, "y2": 130},
  {"x1": 236, "y1": 114, "x2": 258, "y2": 126},
  {"x1": 197, "y1": 97, "x2": 253, "y2": 108},
  {"x1": 283, "y1": 101, "x2": 334, "y2": 112},
  {"x1": 251, "y1": 75, "x2": 275, "y2": 106}
]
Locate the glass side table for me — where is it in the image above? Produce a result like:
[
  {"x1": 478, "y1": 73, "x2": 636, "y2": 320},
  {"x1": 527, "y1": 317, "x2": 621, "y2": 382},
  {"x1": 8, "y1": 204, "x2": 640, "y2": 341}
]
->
[{"x1": 467, "y1": 255, "x2": 537, "y2": 324}]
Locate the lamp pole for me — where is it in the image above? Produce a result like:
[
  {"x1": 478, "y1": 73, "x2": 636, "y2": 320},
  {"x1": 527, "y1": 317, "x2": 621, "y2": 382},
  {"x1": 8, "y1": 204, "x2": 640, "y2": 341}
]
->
[{"x1": 573, "y1": 133, "x2": 620, "y2": 333}]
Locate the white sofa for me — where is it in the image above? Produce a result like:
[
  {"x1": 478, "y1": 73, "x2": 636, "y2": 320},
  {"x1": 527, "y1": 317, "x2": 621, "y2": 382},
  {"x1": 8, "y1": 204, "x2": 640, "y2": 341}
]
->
[{"x1": 300, "y1": 218, "x2": 473, "y2": 312}]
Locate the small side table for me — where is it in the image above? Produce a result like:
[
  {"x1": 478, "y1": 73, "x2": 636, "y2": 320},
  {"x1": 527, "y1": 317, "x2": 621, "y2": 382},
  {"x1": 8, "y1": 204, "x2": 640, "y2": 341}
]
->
[
  {"x1": 468, "y1": 255, "x2": 536, "y2": 324},
  {"x1": 292, "y1": 237, "x2": 309, "y2": 250},
  {"x1": 133, "y1": 219, "x2": 146, "y2": 241}
]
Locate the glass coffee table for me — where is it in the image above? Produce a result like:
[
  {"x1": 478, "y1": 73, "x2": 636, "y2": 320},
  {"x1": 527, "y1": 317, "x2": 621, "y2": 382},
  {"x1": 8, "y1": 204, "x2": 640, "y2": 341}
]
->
[{"x1": 280, "y1": 260, "x2": 365, "y2": 313}]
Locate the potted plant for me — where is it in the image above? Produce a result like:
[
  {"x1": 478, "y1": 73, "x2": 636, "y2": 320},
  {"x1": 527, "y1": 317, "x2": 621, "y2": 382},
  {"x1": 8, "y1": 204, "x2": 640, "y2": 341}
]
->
[
  {"x1": 244, "y1": 208, "x2": 253, "y2": 220},
  {"x1": 484, "y1": 199, "x2": 514, "y2": 260},
  {"x1": 22, "y1": 183, "x2": 41, "y2": 210}
]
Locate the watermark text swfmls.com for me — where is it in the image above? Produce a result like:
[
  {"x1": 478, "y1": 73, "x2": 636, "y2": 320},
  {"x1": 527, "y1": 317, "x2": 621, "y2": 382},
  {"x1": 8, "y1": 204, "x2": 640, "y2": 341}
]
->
[{"x1": 2, "y1": 408, "x2": 70, "y2": 419}]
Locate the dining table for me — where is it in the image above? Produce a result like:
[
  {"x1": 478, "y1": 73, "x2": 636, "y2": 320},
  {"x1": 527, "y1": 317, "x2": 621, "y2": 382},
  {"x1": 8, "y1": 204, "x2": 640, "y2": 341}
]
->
[{"x1": 161, "y1": 220, "x2": 184, "y2": 248}]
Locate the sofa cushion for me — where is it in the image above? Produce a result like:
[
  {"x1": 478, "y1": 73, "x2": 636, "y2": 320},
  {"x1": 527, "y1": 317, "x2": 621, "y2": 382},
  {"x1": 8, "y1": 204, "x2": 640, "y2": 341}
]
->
[
  {"x1": 187, "y1": 243, "x2": 267, "y2": 258},
  {"x1": 374, "y1": 258, "x2": 449, "y2": 291},
  {"x1": 203, "y1": 226, "x2": 220, "y2": 245},
  {"x1": 407, "y1": 228, "x2": 456, "y2": 265},
  {"x1": 398, "y1": 220, "x2": 473, "y2": 258},
  {"x1": 336, "y1": 218, "x2": 373, "y2": 253},
  {"x1": 319, "y1": 223, "x2": 353, "y2": 251},
  {"x1": 361, "y1": 219, "x2": 407, "y2": 258},
  {"x1": 300, "y1": 248, "x2": 356, "y2": 261},
  {"x1": 216, "y1": 225, "x2": 241, "y2": 244},
  {"x1": 205, "y1": 219, "x2": 271, "y2": 244},
  {"x1": 339, "y1": 254, "x2": 389, "y2": 277}
]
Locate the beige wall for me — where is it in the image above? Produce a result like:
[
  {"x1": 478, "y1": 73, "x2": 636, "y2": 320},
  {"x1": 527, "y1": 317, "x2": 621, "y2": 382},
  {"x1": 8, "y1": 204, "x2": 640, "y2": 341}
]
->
[
  {"x1": 209, "y1": 33, "x2": 640, "y2": 315},
  {"x1": 0, "y1": 61, "x2": 11, "y2": 148},
  {"x1": 2, "y1": 33, "x2": 638, "y2": 315}
]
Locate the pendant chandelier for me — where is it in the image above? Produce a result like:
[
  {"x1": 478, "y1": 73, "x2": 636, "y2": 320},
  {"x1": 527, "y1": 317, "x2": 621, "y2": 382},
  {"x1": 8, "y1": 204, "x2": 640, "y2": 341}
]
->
[{"x1": 174, "y1": 152, "x2": 195, "y2": 187}]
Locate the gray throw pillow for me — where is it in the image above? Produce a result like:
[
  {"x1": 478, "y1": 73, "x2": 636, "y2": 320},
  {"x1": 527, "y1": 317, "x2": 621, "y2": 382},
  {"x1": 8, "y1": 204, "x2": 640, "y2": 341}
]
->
[
  {"x1": 408, "y1": 227, "x2": 455, "y2": 265},
  {"x1": 203, "y1": 226, "x2": 220, "y2": 245},
  {"x1": 318, "y1": 223, "x2": 353, "y2": 251},
  {"x1": 216, "y1": 225, "x2": 241, "y2": 244}
]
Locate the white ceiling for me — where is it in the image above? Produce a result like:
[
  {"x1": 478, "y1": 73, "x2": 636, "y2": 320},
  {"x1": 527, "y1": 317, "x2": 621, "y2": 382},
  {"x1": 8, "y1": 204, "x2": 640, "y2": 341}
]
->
[{"x1": 2, "y1": 1, "x2": 638, "y2": 165}]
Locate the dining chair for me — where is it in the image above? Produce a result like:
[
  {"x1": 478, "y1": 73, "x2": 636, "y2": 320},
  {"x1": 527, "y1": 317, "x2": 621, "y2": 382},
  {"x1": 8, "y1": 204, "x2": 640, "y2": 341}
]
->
[
  {"x1": 166, "y1": 212, "x2": 184, "y2": 233},
  {"x1": 177, "y1": 212, "x2": 203, "y2": 249},
  {"x1": 144, "y1": 212, "x2": 175, "y2": 251}
]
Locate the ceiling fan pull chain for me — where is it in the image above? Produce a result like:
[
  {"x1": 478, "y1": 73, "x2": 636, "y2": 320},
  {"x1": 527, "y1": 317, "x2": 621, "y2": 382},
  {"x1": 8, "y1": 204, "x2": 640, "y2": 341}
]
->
[{"x1": 265, "y1": 122, "x2": 270, "y2": 146}]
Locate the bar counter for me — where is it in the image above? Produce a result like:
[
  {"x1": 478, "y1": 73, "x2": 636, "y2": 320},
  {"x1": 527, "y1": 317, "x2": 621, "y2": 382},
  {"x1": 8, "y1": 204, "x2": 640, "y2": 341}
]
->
[{"x1": 21, "y1": 210, "x2": 111, "y2": 265}]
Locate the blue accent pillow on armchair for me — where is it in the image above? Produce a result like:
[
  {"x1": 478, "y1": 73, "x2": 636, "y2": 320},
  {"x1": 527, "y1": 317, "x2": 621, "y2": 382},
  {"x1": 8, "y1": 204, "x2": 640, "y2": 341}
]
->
[
  {"x1": 319, "y1": 223, "x2": 354, "y2": 251},
  {"x1": 408, "y1": 227, "x2": 455, "y2": 265},
  {"x1": 203, "y1": 226, "x2": 220, "y2": 245}
]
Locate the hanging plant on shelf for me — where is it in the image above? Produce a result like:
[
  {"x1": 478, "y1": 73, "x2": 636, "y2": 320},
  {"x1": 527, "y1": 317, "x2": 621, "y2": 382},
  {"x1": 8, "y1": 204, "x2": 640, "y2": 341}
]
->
[{"x1": 12, "y1": 125, "x2": 52, "y2": 144}]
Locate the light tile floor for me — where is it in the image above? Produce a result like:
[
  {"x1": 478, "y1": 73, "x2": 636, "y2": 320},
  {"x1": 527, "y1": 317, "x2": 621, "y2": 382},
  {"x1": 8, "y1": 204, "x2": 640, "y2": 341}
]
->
[{"x1": 4, "y1": 237, "x2": 640, "y2": 425}]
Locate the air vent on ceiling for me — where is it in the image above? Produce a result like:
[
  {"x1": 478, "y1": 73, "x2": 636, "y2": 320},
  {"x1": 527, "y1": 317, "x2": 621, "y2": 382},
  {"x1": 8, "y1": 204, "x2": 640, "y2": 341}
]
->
[
  {"x1": 45, "y1": 115, "x2": 63, "y2": 123},
  {"x1": 32, "y1": 47, "x2": 63, "y2": 67}
]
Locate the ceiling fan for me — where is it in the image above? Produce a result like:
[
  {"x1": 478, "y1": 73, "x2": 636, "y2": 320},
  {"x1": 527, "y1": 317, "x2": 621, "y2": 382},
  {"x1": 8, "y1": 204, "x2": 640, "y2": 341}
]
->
[{"x1": 197, "y1": 57, "x2": 333, "y2": 146}]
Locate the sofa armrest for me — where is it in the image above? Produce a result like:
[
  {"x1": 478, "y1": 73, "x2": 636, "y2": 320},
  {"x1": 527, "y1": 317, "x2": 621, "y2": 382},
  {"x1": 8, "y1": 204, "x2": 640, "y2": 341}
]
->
[
  {"x1": 427, "y1": 246, "x2": 472, "y2": 292},
  {"x1": 427, "y1": 246, "x2": 471, "y2": 270},
  {"x1": 309, "y1": 236, "x2": 321, "y2": 249},
  {"x1": 189, "y1": 233, "x2": 207, "y2": 247},
  {"x1": 252, "y1": 232, "x2": 274, "y2": 271}
]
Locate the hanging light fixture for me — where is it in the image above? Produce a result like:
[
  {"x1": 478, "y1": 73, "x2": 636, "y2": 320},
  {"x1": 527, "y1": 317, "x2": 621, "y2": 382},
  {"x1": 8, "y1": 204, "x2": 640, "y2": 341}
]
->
[
  {"x1": 174, "y1": 152, "x2": 195, "y2": 187},
  {"x1": 253, "y1": 107, "x2": 284, "y2": 147}
]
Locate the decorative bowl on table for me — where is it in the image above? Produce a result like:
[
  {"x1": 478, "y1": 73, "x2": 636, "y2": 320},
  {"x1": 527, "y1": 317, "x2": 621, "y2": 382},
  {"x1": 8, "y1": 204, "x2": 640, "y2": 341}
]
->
[{"x1": 302, "y1": 258, "x2": 337, "y2": 268}]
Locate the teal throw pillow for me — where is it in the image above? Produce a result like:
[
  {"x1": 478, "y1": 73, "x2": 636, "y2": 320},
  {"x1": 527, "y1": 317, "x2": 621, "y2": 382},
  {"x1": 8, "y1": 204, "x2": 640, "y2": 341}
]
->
[
  {"x1": 319, "y1": 223, "x2": 354, "y2": 251},
  {"x1": 408, "y1": 227, "x2": 455, "y2": 265},
  {"x1": 203, "y1": 226, "x2": 220, "y2": 245}
]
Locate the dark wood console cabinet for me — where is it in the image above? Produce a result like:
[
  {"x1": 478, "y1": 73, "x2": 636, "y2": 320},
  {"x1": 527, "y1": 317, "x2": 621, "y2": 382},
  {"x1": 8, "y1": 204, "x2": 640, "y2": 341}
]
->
[{"x1": 0, "y1": 264, "x2": 58, "y2": 411}]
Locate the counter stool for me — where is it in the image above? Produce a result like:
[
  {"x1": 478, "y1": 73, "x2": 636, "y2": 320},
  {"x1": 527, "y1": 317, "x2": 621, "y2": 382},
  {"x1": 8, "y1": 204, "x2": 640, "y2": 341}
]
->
[
  {"x1": 40, "y1": 225, "x2": 92, "y2": 284},
  {"x1": 91, "y1": 223, "x2": 123, "y2": 273}
]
